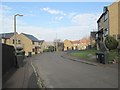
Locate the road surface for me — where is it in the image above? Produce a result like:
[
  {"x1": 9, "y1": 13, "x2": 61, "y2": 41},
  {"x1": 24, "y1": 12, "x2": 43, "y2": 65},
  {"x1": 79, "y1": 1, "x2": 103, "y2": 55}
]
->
[{"x1": 31, "y1": 52, "x2": 118, "y2": 88}]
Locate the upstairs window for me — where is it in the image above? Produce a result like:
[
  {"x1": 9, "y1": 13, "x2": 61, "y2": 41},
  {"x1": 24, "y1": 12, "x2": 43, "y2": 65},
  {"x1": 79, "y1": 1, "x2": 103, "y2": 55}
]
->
[{"x1": 104, "y1": 13, "x2": 108, "y2": 21}]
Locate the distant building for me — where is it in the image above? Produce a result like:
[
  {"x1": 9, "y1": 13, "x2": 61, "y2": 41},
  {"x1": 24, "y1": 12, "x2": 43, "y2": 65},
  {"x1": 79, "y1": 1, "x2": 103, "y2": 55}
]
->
[{"x1": 64, "y1": 38, "x2": 90, "y2": 51}]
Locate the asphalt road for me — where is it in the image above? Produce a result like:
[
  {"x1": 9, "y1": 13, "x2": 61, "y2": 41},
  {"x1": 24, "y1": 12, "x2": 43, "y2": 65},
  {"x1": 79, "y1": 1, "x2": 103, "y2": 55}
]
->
[{"x1": 31, "y1": 52, "x2": 118, "y2": 88}]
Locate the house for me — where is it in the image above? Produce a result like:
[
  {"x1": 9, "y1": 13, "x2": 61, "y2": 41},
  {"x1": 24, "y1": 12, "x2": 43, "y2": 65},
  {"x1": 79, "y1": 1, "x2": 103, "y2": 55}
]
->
[
  {"x1": 0, "y1": 32, "x2": 16, "y2": 45},
  {"x1": 96, "y1": 1, "x2": 120, "y2": 50},
  {"x1": 64, "y1": 38, "x2": 90, "y2": 51},
  {"x1": 64, "y1": 39, "x2": 73, "y2": 51},
  {"x1": 96, "y1": 1, "x2": 120, "y2": 43},
  {"x1": 1, "y1": 32, "x2": 45, "y2": 56},
  {"x1": 39, "y1": 40, "x2": 47, "y2": 53},
  {"x1": 13, "y1": 33, "x2": 45, "y2": 56}
]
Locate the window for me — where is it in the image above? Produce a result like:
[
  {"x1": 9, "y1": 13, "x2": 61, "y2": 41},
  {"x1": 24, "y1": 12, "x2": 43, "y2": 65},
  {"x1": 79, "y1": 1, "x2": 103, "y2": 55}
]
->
[
  {"x1": 117, "y1": 34, "x2": 120, "y2": 40},
  {"x1": 32, "y1": 41, "x2": 34, "y2": 45},
  {"x1": 104, "y1": 13, "x2": 108, "y2": 21},
  {"x1": 18, "y1": 40, "x2": 21, "y2": 44},
  {"x1": 104, "y1": 28, "x2": 108, "y2": 36},
  {"x1": 39, "y1": 42, "x2": 41, "y2": 45}
]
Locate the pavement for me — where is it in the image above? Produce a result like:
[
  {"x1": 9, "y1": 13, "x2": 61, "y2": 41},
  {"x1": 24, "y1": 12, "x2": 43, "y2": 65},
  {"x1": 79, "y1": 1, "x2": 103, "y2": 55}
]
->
[{"x1": 2, "y1": 57, "x2": 39, "y2": 88}]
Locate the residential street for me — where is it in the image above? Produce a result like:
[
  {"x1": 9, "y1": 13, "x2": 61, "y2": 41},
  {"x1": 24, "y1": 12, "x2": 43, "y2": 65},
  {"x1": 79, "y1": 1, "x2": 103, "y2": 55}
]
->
[{"x1": 31, "y1": 52, "x2": 118, "y2": 88}]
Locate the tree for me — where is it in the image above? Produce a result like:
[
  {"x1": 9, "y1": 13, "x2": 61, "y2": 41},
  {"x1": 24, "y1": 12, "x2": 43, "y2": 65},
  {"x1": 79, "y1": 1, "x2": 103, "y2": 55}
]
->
[
  {"x1": 48, "y1": 45, "x2": 54, "y2": 52},
  {"x1": 105, "y1": 35, "x2": 118, "y2": 50},
  {"x1": 54, "y1": 39, "x2": 64, "y2": 51}
]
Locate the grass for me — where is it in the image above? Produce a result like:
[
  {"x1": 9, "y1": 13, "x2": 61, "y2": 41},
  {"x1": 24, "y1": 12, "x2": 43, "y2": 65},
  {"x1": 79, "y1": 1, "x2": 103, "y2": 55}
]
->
[
  {"x1": 70, "y1": 49, "x2": 97, "y2": 61},
  {"x1": 70, "y1": 49, "x2": 119, "y2": 63},
  {"x1": 108, "y1": 50, "x2": 119, "y2": 63}
]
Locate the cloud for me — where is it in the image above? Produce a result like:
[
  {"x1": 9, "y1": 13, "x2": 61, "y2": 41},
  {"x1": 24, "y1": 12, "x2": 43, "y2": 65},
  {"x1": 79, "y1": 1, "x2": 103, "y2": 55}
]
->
[
  {"x1": 41, "y1": 7, "x2": 66, "y2": 16},
  {"x1": 0, "y1": 5, "x2": 12, "y2": 14},
  {"x1": 16, "y1": 25, "x2": 94, "y2": 41},
  {"x1": 71, "y1": 13, "x2": 99, "y2": 28},
  {"x1": 1, "y1": 5, "x2": 100, "y2": 42},
  {"x1": 68, "y1": 12, "x2": 77, "y2": 18},
  {"x1": 0, "y1": 5, "x2": 11, "y2": 11},
  {"x1": 55, "y1": 16, "x2": 63, "y2": 21}
]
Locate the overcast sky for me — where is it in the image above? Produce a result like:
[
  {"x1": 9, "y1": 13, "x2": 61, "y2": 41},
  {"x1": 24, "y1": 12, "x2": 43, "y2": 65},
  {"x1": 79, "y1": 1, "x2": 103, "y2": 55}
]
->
[{"x1": 1, "y1": 2, "x2": 113, "y2": 41}]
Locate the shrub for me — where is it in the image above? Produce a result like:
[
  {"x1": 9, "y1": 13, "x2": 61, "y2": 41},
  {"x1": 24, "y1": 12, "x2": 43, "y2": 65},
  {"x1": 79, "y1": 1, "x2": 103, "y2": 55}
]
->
[{"x1": 105, "y1": 35, "x2": 118, "y2": 50}]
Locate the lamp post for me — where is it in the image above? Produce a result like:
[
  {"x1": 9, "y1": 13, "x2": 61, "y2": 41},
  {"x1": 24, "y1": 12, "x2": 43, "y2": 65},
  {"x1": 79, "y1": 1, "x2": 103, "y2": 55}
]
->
[{"x1": 14, "y1": 14, "x2": 23, "y2": 50}]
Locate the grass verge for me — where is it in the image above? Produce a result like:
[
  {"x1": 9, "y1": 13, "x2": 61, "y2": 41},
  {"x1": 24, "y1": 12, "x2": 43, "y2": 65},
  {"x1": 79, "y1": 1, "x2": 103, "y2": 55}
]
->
[{"x1": 69, "y1": 49, "x2": 119, "y2": 63}]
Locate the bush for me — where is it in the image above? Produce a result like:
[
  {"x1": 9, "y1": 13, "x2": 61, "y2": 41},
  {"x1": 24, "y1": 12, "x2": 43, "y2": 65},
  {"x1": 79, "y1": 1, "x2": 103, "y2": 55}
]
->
[
  {"x1": 105, "y1": 35, "x2": 118, "y2": 50},
  {"x1": 43, "y1": 49, "x2": 49, "y2": 52}
]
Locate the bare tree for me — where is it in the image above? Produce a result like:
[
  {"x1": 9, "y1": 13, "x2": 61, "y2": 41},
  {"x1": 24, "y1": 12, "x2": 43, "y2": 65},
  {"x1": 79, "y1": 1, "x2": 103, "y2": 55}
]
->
[{"x1": 54, "y1": 39, "x2": 64, "y2": 51}]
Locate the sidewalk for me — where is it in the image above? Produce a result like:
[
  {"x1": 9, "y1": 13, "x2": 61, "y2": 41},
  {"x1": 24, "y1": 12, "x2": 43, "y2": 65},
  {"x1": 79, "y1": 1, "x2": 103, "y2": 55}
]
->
[
  {"x1": 2, "y1": 58, "x2": 39, "y2": 88},
  {"x1": 61, "y1": 52, "x2": 118, "y2": 68}
]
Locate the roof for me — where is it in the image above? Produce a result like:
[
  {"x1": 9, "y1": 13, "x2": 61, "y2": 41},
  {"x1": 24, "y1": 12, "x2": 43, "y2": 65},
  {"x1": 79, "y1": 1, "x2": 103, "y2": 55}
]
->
[
  {"x1": 21, "y1": 33, "x2": 41, "y2": 42},
  {"x1": 97, "y1": 6, "x2": 108, "y2": 23},
  {"x1": 71, "y1": 40, "x2": 80, "y2": 44},
  {"x1": 0, "y1": 32, "x2": 15, "y2": 39},
  {"x1": 39, "y1": 40, "x2": 44, "y2": 43}
]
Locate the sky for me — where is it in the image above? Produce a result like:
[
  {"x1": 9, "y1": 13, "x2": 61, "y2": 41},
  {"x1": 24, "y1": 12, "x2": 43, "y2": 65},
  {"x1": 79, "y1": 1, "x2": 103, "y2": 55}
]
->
[{"x1": 0, "y1": 2, "x2": 113, "y2": 41}]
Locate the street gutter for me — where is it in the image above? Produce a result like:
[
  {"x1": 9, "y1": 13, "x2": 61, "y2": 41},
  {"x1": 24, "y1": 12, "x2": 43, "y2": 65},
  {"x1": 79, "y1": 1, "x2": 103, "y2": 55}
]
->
[
  {"x1": 31, "y1": 62, "x2": 46, "y2": 88},
  {"x1": 61, "y1": 53, "x2": 97, "y2": 66}
]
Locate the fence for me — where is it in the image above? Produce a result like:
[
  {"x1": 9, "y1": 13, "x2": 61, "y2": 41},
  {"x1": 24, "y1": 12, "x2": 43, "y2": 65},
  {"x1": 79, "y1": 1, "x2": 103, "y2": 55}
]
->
[{"x1": 2, "y1": 44, "x2": 17, "y2": 76}]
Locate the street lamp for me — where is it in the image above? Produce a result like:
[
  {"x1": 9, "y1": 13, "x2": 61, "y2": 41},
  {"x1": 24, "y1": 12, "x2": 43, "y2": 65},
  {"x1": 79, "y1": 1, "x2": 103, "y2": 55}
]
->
[{"x1": 14, "y1": 14, "x2": 23, "y2": 50}]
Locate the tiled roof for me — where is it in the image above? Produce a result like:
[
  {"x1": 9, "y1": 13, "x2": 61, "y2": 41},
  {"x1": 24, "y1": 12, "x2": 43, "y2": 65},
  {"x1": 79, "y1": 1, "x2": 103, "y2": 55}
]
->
[
  {"x1": 22, "y1": 33, "x2": 40, "y2": 42},
  {"x1": 80, "y1": 39, "x2": 90, "y2": 44},
  {"x1": 71, "y1": 40, "x2": 80, "y2": 44},
  {"x1": 0, "y1": 32, "x2": 15, "y2": 39}
]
